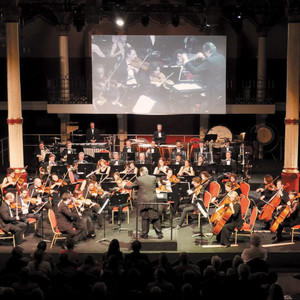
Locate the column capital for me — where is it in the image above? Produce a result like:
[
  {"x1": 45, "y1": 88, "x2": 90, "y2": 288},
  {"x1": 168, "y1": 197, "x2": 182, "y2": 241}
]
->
[
  {"x1": 2, "y1": 0, "x2": 20, "y2": 22},
  {"x1": 286, "y1": 1, "x2": 300, "y2": 23}
]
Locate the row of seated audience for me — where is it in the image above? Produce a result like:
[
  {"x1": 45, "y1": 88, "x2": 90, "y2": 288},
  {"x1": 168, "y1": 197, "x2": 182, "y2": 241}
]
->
[{"x1": 0, "y1": 233, "x2": 287, "y2": 300}]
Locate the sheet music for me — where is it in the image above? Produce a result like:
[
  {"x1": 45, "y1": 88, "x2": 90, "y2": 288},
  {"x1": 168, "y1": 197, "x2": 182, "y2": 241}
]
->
[{"x1": 172, "y1": 83, "x2": 202, "y2": 91}]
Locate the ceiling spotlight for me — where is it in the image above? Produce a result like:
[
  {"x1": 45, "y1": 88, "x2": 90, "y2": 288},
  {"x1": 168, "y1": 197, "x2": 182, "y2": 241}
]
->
[
  {"x1": 141, "y1": 14, "x2": 150, "y2": 27},
  {"x1": 172, "y1": 14, "x2": 180, "y2": 27},
  {"x1": 115, "y1": 16, "x2": 125, "y2": 27}
]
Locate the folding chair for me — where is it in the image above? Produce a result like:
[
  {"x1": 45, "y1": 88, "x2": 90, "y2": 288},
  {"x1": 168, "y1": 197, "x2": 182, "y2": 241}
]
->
[
  {"x1": 0, "y1": 229, "x2": 15, "y2": 247},
  {"x1": 234, "y1": 206, "x2": 258, "y2": 245},
  {"x1": 48, "y1": 209, "x2": 68, "y2": 249}
]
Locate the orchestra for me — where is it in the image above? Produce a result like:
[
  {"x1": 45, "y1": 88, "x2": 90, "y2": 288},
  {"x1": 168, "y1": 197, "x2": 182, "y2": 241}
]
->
[{"x1": 2, "y1": 129, "x2": 299, "y2": 249}]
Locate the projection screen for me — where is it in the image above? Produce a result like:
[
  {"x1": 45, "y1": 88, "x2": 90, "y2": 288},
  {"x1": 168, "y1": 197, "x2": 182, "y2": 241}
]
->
[{"x1": 91, "y1": 35, "x2": 226, "y2": 115}]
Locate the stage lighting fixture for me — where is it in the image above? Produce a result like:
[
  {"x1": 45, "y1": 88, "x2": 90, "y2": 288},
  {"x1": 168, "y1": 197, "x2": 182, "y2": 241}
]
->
[
  {"x1": 115, "y1": 16, "x2": 125, "y2": 27},
  {"x1": 172, "y1": 14, "x2": 180, "y2": 27},
  {"x1": 72, "y1": 5, "x2": 85, "y2": 32},
  {"x1": 141, "y1": 14, "x2": 150, "y2": 27}
]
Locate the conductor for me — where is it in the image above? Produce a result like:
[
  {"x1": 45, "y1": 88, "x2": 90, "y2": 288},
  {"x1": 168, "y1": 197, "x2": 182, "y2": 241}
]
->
[{"x1": 124, "y1": 166, "x2": 164, "y2": 239}]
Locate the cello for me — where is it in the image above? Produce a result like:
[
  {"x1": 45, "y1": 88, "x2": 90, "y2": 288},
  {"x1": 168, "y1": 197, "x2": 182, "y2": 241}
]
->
[
  {"x1": 269, "y1": 193, "x2": 300, "y2": 233},
  {"x1": 258, "y1": 183, "x2": 288, "y2": 222},
  {"x1": 211, "y1": 203, "x2": 233, "y2": 235},
  {"x1": 210, "y1": 194, "x2": 231, "y2": 224}
]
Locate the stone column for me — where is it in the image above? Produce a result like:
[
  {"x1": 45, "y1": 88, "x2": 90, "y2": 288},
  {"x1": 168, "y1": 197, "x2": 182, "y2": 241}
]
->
[
  {"x1": 282, "y1": 19, "x2": 300, "y2": 192},
  {"x1": 6, "y1": 21, "x2": 24, "y2": 170},
  {"x1": 57, "y1": 26, "x2": 70, "y2": 142}
]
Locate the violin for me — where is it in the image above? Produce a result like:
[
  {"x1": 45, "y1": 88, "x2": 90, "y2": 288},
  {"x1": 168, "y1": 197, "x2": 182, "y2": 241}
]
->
[
  {"x1": 53, "y1": 179, "x2": 68, "y2": 187},
  {"x1": 130, "y1": 57, "x2": 150, "y2": 71},
  {"x1": 10, "y1": 202, "x2": 22, "y2": 210},
  {"x1": 156, "y1": 184, "x2": 172, "y2": 193},
  {"x1": 89, "y1": 186, "x2": 104, "y2": 196},
  {"x1": 38, "y1": 185, "x2": 51, "y2": 194},
  {"x1": 169, "y1": 175, "x2": 180, "y2": 184},
  {"x1": 22, "y1": 197, "x2": 41, "y2": 205}
]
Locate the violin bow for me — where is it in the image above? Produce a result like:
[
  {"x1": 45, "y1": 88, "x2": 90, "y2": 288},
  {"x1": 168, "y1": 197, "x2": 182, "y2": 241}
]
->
[{"x1": 15, "y1": 165, "x2": 28, "y2": 183}]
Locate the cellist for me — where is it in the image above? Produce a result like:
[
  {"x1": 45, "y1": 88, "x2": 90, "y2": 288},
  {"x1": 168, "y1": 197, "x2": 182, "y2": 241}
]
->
[
  {"x1": 215, "y1": 190, "x2": 243, "y2": 247},
  {"x1": 254, "y1": 174, "x2": 277, "y2": 209},
  {"x1": 272, "y1": 190, "x2": 299, "y2": 243}
]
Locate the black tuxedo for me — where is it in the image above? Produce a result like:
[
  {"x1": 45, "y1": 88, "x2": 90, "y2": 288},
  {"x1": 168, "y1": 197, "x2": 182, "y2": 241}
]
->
[
  {"x1": 221, "y1": 158, "x2": 237, "y2": 174},
  {"x1": 122, "y1": 146, "x2": 137, "y2": 153},
  {"x1": 152, "y1": 130, "x2": 166, "y2": 145},
  {"x1": 61, "y1": 148, "x2": 77, "y2": 158},
  {"x1": 86, "y1": 128, "x2": 100, "y2": 143},
  {"x1": 220, "y1": 146, "x2": 235, "y2": 159},
  {"x1": 171, "y1": 148, "x2": 186, "y2": 160}
]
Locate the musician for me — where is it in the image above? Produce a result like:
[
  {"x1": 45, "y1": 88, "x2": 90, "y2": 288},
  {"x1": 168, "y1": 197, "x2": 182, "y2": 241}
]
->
[
  {"x1": 124, "y1": 166, "x2": 164, "y2": 239},
  {"x1": 193, "y1": 155, "x2": 208, "y2": 167},
  {"x1": 273, "y1": 190, "x2": 299, "y2": 243},
  {"x1": 216, "y1": 181, "x2": 235, "y2": 205},
  {"x1": 171, "y1": 140, "x2": 186, "y2": 161},
  {"x1": 28, "y1": 178, "x2": 52, "y2": 210},
  {"x1": 72, "y1": 189, "x2": 98, "y2": 237},
  {"x1": 220, "y1": 139, "x2": 235, "y2": 159},
  {"x1": 110, "y1": 152, "x2": 125, "y2": 167},
  {"x1": 176, "y1": 176, "x2": 205, "y2": 229},
  {"x1": 34, "y1": 141, "x2": 50, "y2": 165},
  {"x1": 109, "y1": 35, "x2": 131, "y2": 60},
  {"x1": 228, "y1": 173, "x2": 242, "y2": 196},
  {"x1": 0, "y1": 193, "x2": 27, "y2": 248},
  {"x1": 146, "y1": 140, "x2": 160, "y2": 165},
  {"x1": 96, "y1": 159, "x2": 111, "y2": 176},
  {"x1": 48, "y1": 173, "x2": 64, "y2": 206},
  {"x1": 183, "y1": 41, "x2": 226, "y2": 109},
  {"x1": 275, "y1": 179, "x2": 289, "y2": 205},
  {"x1": 195, "y1": 140, "x2": 208, "y2": 156},
  {"x1": 216, "y1": 190, "x2": 243, "y2": 247},
  {"x1": 152, "y1": 124, "x2": 166, "y2": 145},
  {"x1": 61, "y1": 141, "x2": 76, "y2": 161},
  {"x1": 135, "y1": 152, "x2": 151, "y2": 165},
  {"x1": 220, "y1": 151, "x2": 237, "y2": 174},
  {"x1": 122, "y1": 139, "x2": 137, "y2": 154},
  {"x1": 19, "y1": 187, "x2": 43, "y2": 238},
  {"x1": 56, "y1": 193, "x2": 86, "y2": 244},
  {"x1": 170, "y1": 154, "x2": 184, "y2": 165},
  {"x1": 79, "y1": 181, "x2": 104, "y2": 230},
  {"x1": 72, "y1": 152, "x2": 89, "y2": 181},
  {"x1": 121, "y1": 161, "x2": 138, "y2": 175},
  {"x1": 40, "y1": 154, "x2": 57, "y2": 178},
  {"x1": 177, "y1": 160, "x2": 195, "y2": 177},
  {"x1": 200, "y1": 171, "x2": 211, "y2": 192},
  {"x1": 1, "y1": 167, "x2": 18, "y2": 195},
  {"x1": 86, "y1": 121, "x2": 100, "y2": 143},
  {"x1": 254, "y1": 174, "x2": 277, "y2": 209},
  {"x1": 153, "y1": 157, "x2": 168, "y2": 175}
]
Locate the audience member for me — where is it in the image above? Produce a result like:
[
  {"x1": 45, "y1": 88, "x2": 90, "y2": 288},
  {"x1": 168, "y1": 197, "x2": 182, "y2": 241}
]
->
[{"x1": 241, "y1": 233, "x2": 268, "y2": 263}]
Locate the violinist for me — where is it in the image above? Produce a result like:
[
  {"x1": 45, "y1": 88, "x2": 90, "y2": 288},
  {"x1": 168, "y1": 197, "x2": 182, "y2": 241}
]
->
[
  {"x1": 121, "y1": 161, "x2": 138, "y2": 175},
  {"x1": 19, "y1": 187, "x2": 43, "y2": 238},
  {"x1": 1, "y1": 167, "x2": 18, "y2": 195},
  {"x1": 215, "y1": 190, "x2": 243, "y2": 247},
  {"x1": 72, "y1": 189, "x2": 97, "y2": 238},
  {"x1": 149, "y1": 63, "x2": 174, "y2": 90},
  {"x1": 48, "y1": 173, "x2": 66, "y2": 206},
  {"x1": 28, "y1": 178, "x2": 52, "y2": 210},
  {"x1": 176, "y1": 176, "x2": 204, "y2": 229},
  {"x1": 228, "y1": 173, "x2": 242, "y2": 196},
  {"x1": 177, "y1": 160, "x2": 195, "y2": 177},
  {"x1": 254, "y1": 174, "x2": 277, "y2": 209},
  {"x1": 0, "y1": 192, "x2": 27, "y2": 248},
  {"x1": 56, "y1": 193, "x2": 86, "y2": 244},
  {"x1": 153, "y1": 157, "x2": 168, "y2": 175},
  {"x1": 273, "y1": 190, "x2": 299, "y2": 243},
  {"x1": 199, "y1": 171, "x2": 211, "y2": 193}
]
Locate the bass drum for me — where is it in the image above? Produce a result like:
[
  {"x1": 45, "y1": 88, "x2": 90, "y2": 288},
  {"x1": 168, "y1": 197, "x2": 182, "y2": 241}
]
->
[{"x1": 207, "y1": 126, "x2": 232, "y2": 148}]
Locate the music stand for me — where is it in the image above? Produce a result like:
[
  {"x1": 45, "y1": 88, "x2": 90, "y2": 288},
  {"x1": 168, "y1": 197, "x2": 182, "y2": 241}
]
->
[
  {"x1": 168, "y1": 164, "x2": 182, "y2": 176},
  {"x1": 218, "y1": 164, "x2": 232, "y2": 175},
  {"x1": 110, "y1": 165, "x2": 124, "y2": 175},
  {"x1": 94, "y1": 152, "x2": 110, "y2": 162},
  {"x1": 121, "y1": 173, "x2": 136, "y2": 181},
  {"x1": 109, "y1": 192, "x2": 129, "y2": 233},
  {"x1": 50, "y1": 165, "x2": 68, "y2": 177},
  {"x1": 123, "y1": 152, "x2": 136, "y2": 162},
  {"x1": 192, "y1": 198, "x2": 210, "y2": 245},
  {"x1": 78, "y1": 163, "x2": 95, "y2": 178},
  {"x1": 33, "y1": 201, "x2": 51, "y2": 243},
  {"x1": 60, "y1": 183, "x2": 76, "y2": 195},
  {"x1": 67, "y1": 154, "x2": 78, "y2": 165},
  {"x1": 96, "y1": 198, "x2": 110, "y2": 243},
  {"x1": 193, "y1": 165, "x2": 207, "y2": 176}
]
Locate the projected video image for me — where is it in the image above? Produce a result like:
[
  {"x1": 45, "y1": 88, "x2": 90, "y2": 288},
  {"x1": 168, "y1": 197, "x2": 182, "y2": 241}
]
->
[{"x1": 91, "y1": 35, "x2": 226, "y2": 115}]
